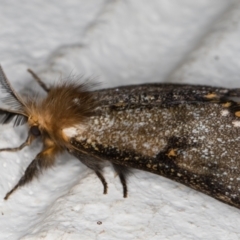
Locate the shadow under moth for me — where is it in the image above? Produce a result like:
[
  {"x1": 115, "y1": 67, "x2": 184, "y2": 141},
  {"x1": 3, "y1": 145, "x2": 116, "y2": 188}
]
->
[{"x1": 0, "y1": 66, "x2": 240, "y2": 209}]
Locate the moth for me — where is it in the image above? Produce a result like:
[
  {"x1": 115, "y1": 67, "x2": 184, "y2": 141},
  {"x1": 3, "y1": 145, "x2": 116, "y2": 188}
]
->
[{"x1": 1, "y1": 66, "x2": 240, "y2": 209}]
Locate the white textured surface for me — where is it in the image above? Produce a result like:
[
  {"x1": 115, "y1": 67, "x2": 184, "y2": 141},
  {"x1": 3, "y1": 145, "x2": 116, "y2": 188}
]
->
[{"x1": 0, "y1": 1, "x2": 240, "y2": 239}]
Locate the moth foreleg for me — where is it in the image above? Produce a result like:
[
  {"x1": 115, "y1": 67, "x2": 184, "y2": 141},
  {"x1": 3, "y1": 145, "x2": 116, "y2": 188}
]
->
[
  {"x1": 0, "y1": 133, "x2": 34, "y2": 152},
  {"x1": 112, "y1": 164, "x2": 129, "y2": 198},
  {"x1": 27, "y1": 69, "x2": 50, "y2": 92},
  {"x1": 4, "y1": 149, "x2": 55, "y2": 200},
  {"x1": 4, "y1": 158, "x2": 39, "y2": 200}
]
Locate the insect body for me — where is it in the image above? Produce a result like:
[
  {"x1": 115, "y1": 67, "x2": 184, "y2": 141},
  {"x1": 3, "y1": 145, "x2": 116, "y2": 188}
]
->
[{"x1": 1, "y1": 66, "x2": 240, "y2": 209}]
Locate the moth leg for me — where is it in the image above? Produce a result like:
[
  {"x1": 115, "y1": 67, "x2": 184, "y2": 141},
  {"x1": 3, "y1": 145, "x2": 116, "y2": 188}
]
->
[
  {"x1": 80, "y1": 161, "x2": 108, "y2": 194},
  {"x1": 4, "y1": 148, "x2": 56, "y2": 200},
  {"x1": 27, "y1": 69, "x2": 50, "y2": 92},
  {"x1": 71, "y1": 152, "x2": 108, "y2": 195},
  {"x1": 112, "y1": 164, "x2": 129, "y2": 198},
  {"x1": 95, "y1": 170, "x2": 108, "y2": 194},
  {"x1": 4, "y1": 158, "x2": 39, "y2": 200},
  {"x1": 0, "y1": 133, "x2": 34, "y2": 152}
]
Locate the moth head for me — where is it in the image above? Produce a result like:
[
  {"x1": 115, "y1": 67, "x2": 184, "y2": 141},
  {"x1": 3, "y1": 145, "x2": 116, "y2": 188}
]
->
[
  {"x1": 29, "y1": 125, "x2": 41, "y2": 137},
  {"x1": 24, "y1": 81, "x2": 95, "y2": 146},
  {"x1": 27, "y1": 115, "x2": 42, "y2": 138},
  {"x1": 0, "y1": 66, "x2": 95, "y2": 148}
]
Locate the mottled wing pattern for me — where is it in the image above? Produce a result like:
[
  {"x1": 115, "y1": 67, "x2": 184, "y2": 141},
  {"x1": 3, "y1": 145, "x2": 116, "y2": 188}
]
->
[{"x1": 70, "y1": 84, "x2": 240, "y2": 208}]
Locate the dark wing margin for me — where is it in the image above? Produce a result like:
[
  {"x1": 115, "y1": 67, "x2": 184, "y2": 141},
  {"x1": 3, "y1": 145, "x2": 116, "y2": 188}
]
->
[{"x1": 0, "y1": 65, "x2": 26, "y2": 112}]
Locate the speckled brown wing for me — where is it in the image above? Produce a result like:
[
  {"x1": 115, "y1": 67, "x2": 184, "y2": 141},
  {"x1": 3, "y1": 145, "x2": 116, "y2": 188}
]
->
[{"x1": 69, "y1": 83, "x2": 240, "y2": 208}]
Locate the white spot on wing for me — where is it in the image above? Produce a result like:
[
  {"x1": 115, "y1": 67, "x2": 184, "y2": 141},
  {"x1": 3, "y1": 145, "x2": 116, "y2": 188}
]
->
[
  {"x1": 63, "y1": 124, "x2": 86, "y2": 137},
  {"x1": 232, "y1": 121, "x2": 240, "y2": 128},
  {"x1": 63, "y1": 127, "x2": 78, "y2": 138},
  {"x1": 221, "y1": 109, "x2": 229, "y2": 116}
]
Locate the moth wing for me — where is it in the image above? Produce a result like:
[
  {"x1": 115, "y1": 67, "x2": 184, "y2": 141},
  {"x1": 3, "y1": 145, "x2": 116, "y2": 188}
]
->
[
  {"x1": 93, "y1": 83, "x2": 240, "y2": 109},
  {"x1": 66, "y1": 83, "x2": 240, "y2": 208}
]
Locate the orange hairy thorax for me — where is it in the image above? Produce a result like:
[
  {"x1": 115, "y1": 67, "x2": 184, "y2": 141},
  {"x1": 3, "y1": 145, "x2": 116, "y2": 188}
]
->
[{"x1": 25, "y1": 82, "x2": 96, "y2": 146}]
